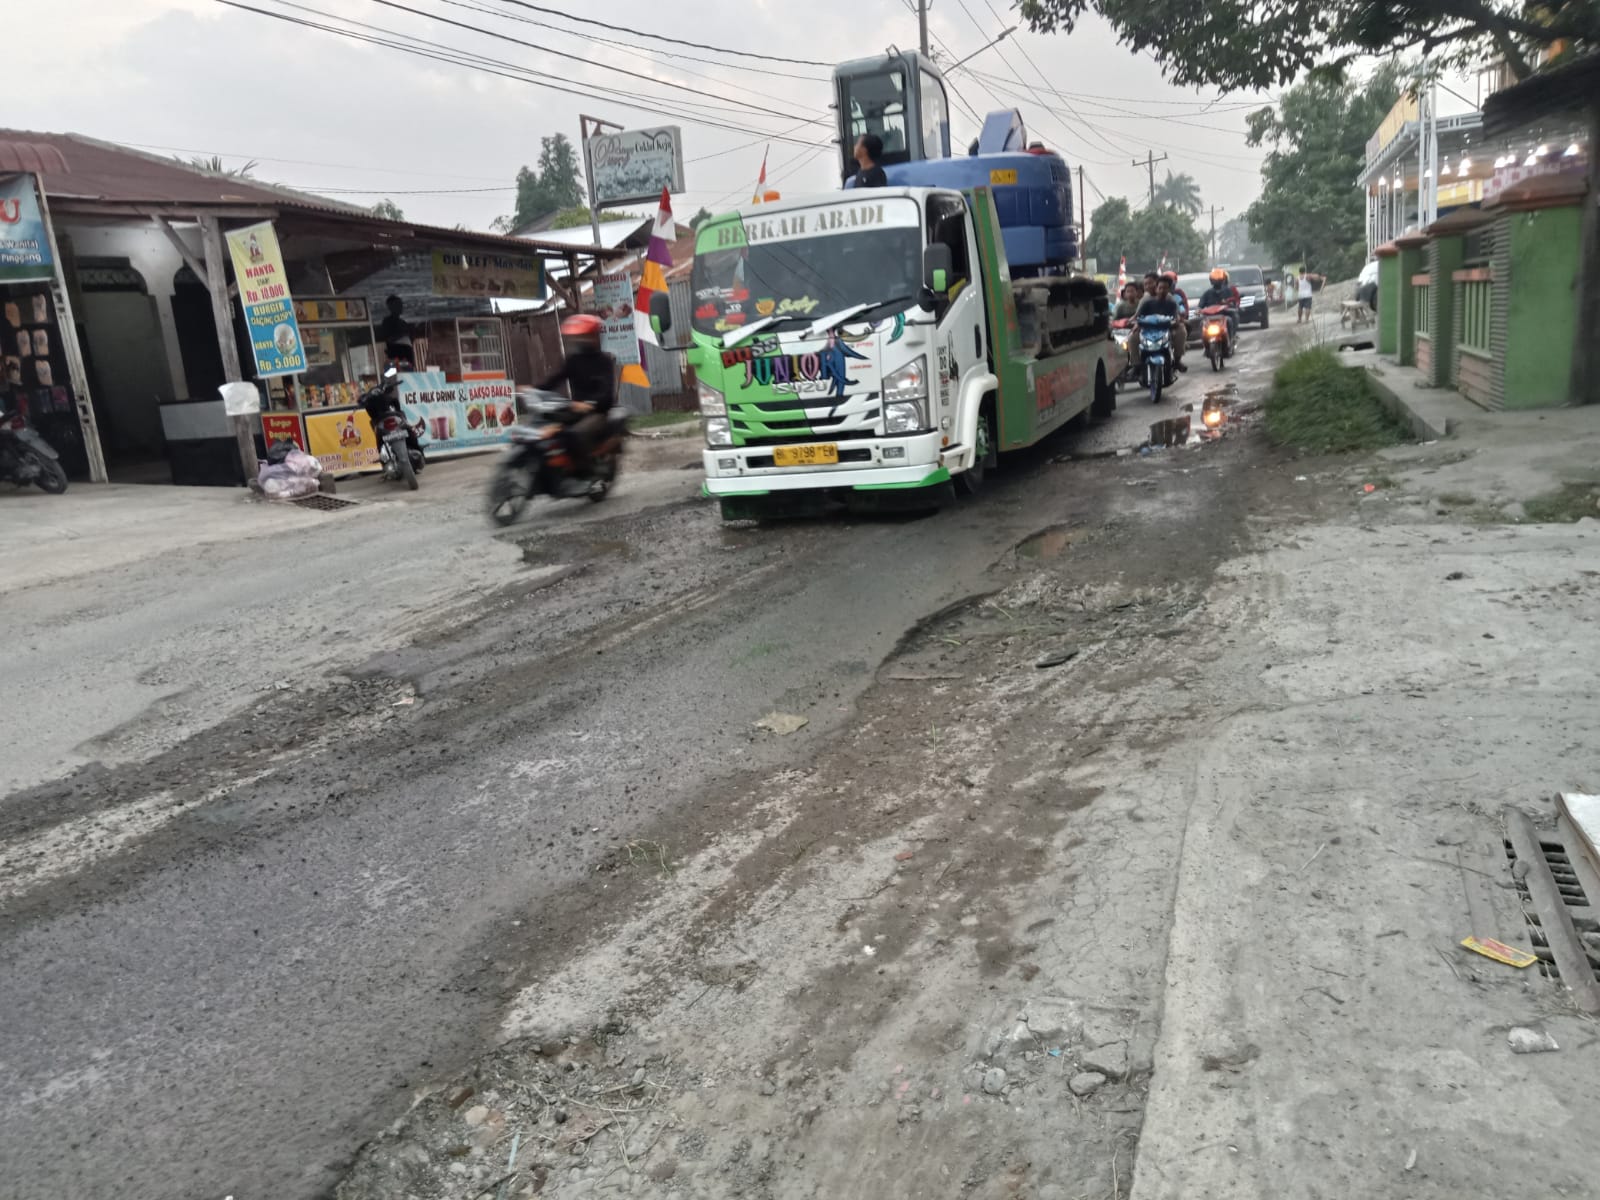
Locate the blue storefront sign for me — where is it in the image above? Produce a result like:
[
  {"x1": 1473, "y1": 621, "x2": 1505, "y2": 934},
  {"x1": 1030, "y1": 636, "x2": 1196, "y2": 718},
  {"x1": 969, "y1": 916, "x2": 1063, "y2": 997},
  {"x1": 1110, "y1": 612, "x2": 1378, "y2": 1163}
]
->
[{"x1": 0, "y1": 175, "x2": 54, "y2": 283}]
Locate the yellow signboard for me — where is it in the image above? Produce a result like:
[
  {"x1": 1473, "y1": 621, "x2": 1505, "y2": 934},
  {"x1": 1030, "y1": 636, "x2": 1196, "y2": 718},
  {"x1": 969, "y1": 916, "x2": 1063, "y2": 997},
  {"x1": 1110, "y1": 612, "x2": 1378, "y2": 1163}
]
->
[
  {"x1": 304, "y1": 408, "x2": 379, "y2": 474},
  {"x1": 1374, "y1": 94, "x2": 1419, "y2": 157},
  {"x1": 430, "y1": 249, "x2": 544, "y2": 299},
  {"x1": 989, "y1": 169, "x2": 1018, "y2": 186},
  {"x1": 225, "y1": 221, "x2": 304, "y2": 378}
]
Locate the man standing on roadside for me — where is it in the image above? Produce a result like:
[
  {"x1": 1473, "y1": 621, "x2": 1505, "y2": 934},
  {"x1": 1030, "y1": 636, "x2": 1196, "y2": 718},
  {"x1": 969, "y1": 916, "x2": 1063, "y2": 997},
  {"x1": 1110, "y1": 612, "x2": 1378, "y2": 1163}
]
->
[{"x1": 1297, "y1": 272, "x2": 1325, "y2": 324}]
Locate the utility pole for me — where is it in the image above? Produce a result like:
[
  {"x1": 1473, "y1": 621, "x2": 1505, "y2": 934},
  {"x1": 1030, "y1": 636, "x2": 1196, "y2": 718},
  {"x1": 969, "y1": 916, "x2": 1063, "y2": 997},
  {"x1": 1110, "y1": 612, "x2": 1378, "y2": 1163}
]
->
[
  {"x1": 918, "y1": 0, "x2": 930, "y2": 57},
  {"x1": 1132, "y1": 150, "x2": 1168, "y2": 206},
  {"x1": 579, "y1": 114, "x2": 623, "y2": 255},
  {"x1": 1206, "y1": 205, "x2": 1224, "y2": 262},
  {"x1": 1077, "y1": 165, "x2": 1088, "y2": 268}
]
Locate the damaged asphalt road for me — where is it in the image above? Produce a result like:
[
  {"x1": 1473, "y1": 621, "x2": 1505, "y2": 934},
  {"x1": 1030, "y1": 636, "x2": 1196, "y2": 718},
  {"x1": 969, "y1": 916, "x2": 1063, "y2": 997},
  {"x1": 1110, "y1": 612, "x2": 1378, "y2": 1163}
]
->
[{"x1": 2, "y1": 328, "x2": 1306, "y2": 1199}]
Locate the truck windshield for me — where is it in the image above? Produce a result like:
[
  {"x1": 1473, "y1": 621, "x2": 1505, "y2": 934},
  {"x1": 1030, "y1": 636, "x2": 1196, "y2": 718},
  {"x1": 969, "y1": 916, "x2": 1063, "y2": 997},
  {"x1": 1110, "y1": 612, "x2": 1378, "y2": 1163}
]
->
[{"x1": 690, "y1": 201, "x2": 923, "y2": 339}]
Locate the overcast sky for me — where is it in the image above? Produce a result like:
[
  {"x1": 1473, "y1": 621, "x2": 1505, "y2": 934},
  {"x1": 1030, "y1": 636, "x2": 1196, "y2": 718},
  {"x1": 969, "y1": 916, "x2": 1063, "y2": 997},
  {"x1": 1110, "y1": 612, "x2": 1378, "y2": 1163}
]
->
[{"x1": 17, "y1": 0, "x2": 1272, "y2": 234}]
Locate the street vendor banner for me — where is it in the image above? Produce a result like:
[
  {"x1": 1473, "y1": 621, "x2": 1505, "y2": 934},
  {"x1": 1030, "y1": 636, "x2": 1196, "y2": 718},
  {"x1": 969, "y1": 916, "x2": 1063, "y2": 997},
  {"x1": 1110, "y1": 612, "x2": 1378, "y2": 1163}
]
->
[
  {"x1": 592, "y1": 273, "x2": 641, "y2": 367},
  {"x1": 304, "y1": 408, "x2": 378, "y2": 473},
  {"x1": 225, "y1": 221, "x2": 305, "y2": 378},
  {"x1": 431, "y1": 249, "x2": 544, "y2": 300},
  {"x1": 397, "y1": 376, "x2": 517, "y2": 457},
  {"x1": 0, "y1": 175, "x2": 54, "y2": 283}
]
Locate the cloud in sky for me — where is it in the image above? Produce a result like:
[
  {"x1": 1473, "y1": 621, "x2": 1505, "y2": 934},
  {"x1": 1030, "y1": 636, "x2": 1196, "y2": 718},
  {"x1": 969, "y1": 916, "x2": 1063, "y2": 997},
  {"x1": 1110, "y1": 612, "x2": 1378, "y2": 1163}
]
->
[{"x1": 14, "y1": 0, "x2": 1269, "y2": 237}]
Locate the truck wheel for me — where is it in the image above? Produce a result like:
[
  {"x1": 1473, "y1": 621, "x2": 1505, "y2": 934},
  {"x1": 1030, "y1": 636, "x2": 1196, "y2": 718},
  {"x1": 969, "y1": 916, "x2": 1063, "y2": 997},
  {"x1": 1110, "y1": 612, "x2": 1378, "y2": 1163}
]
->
[
  {"x1": 956, "y1": 403, "x2": 995, "y2": 497},
  {"x1": 1091, "y1": 365, "x2": 1115, "y2": 418}
]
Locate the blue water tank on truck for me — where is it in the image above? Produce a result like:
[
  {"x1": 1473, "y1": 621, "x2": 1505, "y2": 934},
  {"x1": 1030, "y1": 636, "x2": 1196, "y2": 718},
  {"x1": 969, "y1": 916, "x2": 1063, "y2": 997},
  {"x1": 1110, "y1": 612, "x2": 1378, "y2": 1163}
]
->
[{"x1": 832, "y1": 49, "x2": 1079, "y2": 276}]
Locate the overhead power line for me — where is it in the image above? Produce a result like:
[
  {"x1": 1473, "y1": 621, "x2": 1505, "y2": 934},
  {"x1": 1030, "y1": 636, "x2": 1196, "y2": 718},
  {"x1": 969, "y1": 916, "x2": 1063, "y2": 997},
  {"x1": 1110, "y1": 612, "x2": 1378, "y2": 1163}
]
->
[
  {"x1": 362, "y1": 0, "x2": 826, "y2": 126},
  {"x1": 440, "y1": 0, "x2": 827, "y2": 83},
  {"x1": 486, "y1": 0, "x2": 834, "y2": 66},
  {"x1": 213, "y1": 2, "x2": 824, "y2": 147}
]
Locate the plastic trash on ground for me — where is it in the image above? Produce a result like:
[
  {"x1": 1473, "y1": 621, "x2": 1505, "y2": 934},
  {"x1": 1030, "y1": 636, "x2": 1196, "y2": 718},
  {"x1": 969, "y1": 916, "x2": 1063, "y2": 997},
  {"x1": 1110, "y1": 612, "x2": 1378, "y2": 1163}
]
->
[{"x1": 256, "y1": 445, "x2": 323, "y2": 499}]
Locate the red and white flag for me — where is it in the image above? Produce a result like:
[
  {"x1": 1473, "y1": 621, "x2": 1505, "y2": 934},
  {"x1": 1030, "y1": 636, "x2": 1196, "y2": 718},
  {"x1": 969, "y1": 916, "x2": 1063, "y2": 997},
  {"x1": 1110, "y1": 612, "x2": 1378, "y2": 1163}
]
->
[
  {"x1": 1115, "y1": 255, "x2": 1126, "y2": 291},
  {"x1": 752, "y1": 148, "x2": 769, "y2": 204}
]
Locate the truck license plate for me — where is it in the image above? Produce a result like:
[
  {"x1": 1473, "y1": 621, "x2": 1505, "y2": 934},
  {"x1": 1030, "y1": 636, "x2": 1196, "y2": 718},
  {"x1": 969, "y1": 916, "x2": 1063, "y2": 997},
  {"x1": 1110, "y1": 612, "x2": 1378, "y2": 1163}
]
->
[
  {"x1": 773, "y1": 443, "x2": 838, "y2": 467},
  {"x1": 989, "y1": 169, "x2": 1018, "y2": 185}
]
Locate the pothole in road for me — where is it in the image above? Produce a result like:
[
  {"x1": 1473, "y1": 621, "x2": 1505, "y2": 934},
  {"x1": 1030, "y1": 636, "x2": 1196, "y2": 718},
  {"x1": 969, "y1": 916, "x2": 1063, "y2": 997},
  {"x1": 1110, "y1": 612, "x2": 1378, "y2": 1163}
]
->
[{"x1": 1016, "y1": 525, "x2": 1081, "y2": 560}]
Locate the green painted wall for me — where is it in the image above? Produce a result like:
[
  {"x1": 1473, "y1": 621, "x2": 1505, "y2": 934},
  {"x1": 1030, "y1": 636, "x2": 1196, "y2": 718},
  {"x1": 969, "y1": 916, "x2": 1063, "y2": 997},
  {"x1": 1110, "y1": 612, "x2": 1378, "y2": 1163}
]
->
[
  {"x1": 1395, "y1": 244, "x2": 1424, "y2": 366},
  {"x1": 1431, "y1": 236, "x2": 1464, "y2": 388},
  {"x1": 1377, "y1": 255, "x2": 1402, "y2": 354},
  {"x1": 1503, "y1": 205, "x2": 1582, "y2": 408}
]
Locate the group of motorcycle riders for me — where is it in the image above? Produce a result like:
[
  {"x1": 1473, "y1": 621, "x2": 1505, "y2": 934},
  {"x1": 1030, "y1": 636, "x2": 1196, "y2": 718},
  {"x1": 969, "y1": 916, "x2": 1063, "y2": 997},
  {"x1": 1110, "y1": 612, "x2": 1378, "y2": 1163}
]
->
[{"x1": 1111, "y1": 267, "x2": 1244, "y2": 373}]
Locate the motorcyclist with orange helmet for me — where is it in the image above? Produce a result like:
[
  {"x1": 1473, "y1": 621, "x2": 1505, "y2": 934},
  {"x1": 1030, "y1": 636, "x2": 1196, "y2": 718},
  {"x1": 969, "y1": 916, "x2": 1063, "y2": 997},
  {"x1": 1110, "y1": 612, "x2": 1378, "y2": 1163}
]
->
[
  {"x1": 1200, "y1": 268, "x2": 1241, "y2": 340},
  {"x1": 538, "y1": 313, "x2": 616, "y2": 472}
]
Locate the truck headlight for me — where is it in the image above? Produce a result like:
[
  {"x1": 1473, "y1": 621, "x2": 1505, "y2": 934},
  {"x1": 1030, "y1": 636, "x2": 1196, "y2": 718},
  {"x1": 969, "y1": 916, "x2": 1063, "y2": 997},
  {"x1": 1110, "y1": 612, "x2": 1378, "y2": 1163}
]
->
[
  {"x1": 697, "y1": 378, "x2": 726, "y2": 417},
  {"x1": 703, "y1": 416, "x2": 732, "y2": 447},
  {"x1": 882, "y1": 358, "x2": 927, "y2": 433}
]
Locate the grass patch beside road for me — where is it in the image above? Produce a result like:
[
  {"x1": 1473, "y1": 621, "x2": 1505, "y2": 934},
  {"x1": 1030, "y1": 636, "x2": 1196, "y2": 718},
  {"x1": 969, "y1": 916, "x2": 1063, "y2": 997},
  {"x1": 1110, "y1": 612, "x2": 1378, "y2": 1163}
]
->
[
  {"x1": 1522, "y1": 484, "x2": 1600, "y2": 524},
  {"x1": 1266, "y1": 348, "x2": 1409, "y2": 454}
]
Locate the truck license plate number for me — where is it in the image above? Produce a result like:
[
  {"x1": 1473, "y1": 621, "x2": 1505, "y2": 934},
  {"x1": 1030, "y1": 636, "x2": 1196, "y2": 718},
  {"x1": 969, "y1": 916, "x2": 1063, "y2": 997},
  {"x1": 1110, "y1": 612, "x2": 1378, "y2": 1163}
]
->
[{"x1": 773, "y1": 443, "x2": 838, "y2": 467}]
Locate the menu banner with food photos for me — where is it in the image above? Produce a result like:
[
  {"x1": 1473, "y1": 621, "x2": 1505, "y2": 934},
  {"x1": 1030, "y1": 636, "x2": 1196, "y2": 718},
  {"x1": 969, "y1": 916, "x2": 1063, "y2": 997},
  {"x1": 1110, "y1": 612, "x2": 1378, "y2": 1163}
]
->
[
  {"x1": 593, "y1": 273, "x2": 641, "y2": 366},
  {"x1": 396, "y1": 377, "x2": 516, "y2": 458},
  {"x1": 0, "y1": 176, "x2": 54, "y2": 283},
  {"x1": 225, "y1": 220, "x2": 305, "y2": 378}
]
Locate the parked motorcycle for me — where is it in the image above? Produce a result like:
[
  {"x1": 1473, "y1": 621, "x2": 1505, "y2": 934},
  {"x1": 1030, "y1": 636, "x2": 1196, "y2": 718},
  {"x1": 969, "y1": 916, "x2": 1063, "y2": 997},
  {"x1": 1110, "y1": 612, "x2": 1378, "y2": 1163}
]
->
[
  {"x1": 1110, "y1": 319, "x2": 1138, "y2": 391},
  {"x1": 0, "y1": 403, "x2": 68, "y2": 493},
  {"x1": 487, "y1": 389, "x2": 628, "y2": 526},
  {"x1": 1136, "y1": 314, "x2": 1177, "y2": 404},
  {"x1": 360, "y1": 365, "x2": 426, "y2": 490},
  {"x1": 1200, "y1": 305, "x2": 1233, "y2": 371}
]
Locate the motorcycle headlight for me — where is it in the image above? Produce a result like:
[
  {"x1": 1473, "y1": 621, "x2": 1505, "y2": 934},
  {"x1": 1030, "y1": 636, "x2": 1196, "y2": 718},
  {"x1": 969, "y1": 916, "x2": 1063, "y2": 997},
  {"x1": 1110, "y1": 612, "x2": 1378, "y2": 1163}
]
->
[
  {"x1": 1205, "y1": 322, "x2": 1223, "y2": 337},
  {"x1": 697, "y1": 378, "x2": 726, "y2": 417},
  {"x1": 882, "y1": 358, "x2": 928, "y2": 434},
  {"x1": 703, "y1": 416, "x2": 732, "y2": 447}
]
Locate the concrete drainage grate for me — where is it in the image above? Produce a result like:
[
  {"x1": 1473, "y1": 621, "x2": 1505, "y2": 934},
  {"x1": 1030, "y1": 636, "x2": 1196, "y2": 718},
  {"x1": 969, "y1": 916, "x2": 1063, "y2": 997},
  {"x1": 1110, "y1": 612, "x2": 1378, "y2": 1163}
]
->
[
  {"x1": 291, "y1": 494, "x2": 360, "y2": 513},
  {"x1": 1503, "y1": 821, "x2": 1600, "y2": 992}
]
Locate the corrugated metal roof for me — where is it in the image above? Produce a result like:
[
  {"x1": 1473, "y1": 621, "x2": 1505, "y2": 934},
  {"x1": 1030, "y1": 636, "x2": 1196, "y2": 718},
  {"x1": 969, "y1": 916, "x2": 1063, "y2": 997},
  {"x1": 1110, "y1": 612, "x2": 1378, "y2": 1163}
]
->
[
  {"x1": 1483, "y1": 55, "x2": 1600, "y2": 139},
  {"x1": 520, "y1": 218, "x2": 651, "y2": 250},
  {"x1": 0, "y1": 139, "x2": 71, "y2": 174},
  {"x1": 2, "y1": 127, "x2": 625, "y2": 261}
]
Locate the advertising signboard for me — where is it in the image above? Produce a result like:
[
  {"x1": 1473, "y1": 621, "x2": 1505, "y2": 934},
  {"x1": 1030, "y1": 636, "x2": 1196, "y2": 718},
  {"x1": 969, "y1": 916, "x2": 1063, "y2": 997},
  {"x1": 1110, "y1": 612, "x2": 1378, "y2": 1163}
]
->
[{"x1": 587, "y1": 127, "x2": 685, "y2": 207}]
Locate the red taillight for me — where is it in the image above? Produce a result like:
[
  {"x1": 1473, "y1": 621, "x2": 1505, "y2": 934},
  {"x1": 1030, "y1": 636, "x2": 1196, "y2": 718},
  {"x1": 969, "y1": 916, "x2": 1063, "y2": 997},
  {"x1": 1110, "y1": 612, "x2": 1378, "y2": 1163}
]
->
[
  {"x1": 382, "y1": 416, "x2": 401, "y2": 431},
  {"x1": 9, "y1": 415, "x2": 24, "y2": 430}
]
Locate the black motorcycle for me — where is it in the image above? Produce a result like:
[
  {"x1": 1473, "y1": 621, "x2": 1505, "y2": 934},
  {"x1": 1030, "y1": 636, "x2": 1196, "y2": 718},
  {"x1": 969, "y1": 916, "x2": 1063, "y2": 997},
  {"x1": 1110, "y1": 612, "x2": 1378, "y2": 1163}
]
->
[
  {"x1": 1199, "y1": 305, "x2": 1234, "y2": 371},
  {"x1": 360, "y1": 365, "x2": 426, "y2": 490},
  {"x1": 488, "y1": 389, "x2": 627, "y2": 526},
  {"x1": 0, "y1": 404, "x2": 68, "y2": 493}
]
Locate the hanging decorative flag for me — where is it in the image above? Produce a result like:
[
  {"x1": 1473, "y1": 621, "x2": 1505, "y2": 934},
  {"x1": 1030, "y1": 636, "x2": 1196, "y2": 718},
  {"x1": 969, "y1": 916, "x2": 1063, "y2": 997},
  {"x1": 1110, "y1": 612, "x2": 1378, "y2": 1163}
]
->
[
  {"x1": 752, "y1": 148, "x2": 769, "y2": 205},
  {"x1": 625, "y1": 186, "x2": 674, "y2": 388},
  {"x1": 1158, "y1": 250, "x2": 1169, "y2": 274},
  {"x1": 1115, "y1": 255, "x2": 1126, "y2": 292}
]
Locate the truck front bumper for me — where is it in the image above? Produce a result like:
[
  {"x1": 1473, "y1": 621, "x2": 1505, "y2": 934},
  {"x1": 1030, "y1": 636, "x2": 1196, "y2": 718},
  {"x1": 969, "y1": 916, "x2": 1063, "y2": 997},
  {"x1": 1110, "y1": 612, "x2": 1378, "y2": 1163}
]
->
[{"x1": 703, "y1": 431, "x2": 952, "y2": 494}]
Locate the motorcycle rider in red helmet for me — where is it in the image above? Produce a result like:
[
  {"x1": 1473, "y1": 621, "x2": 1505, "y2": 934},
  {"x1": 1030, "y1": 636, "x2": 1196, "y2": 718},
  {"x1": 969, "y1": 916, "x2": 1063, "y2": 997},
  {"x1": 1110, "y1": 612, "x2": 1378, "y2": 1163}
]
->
[{"x1": 539, "y1": 312, "x2": 616, "y2": 476}]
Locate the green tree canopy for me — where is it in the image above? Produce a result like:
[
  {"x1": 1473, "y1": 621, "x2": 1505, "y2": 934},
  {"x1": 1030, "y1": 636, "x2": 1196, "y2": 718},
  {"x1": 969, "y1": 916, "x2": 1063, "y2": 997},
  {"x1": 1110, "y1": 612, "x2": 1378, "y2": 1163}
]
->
[
  {"x1": 1153, "y1": 171, "x2": 1202, "y2": 217},
  {"x1": 1018, "y1": 0, "x2": 1598, "y2": 88},
  {"x1": 1086, "y1": 196, "x2": 1208, "y2": 275},
  {"x1": 1216, "y1": 215, "x2": 1270, "y2": 265},
  {"x1": 180, "y1": 154, "x2": 257, "y2": 178},
  {"x1": 370, "y1": 199, "x2": 405, "y2": 221},
  {"x1": 496, "y1": 134, "x2": 587, "y2": 231},
  {"x1": 1244, "y1": 61, "x2": 1405, "y2": 281}
]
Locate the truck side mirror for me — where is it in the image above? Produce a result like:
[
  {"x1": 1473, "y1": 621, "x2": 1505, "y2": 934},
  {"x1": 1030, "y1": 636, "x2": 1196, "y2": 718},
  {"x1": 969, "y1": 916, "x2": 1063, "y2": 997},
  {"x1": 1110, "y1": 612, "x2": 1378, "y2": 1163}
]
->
[
  {"x1": 923, "y1": 243, "x2": 953, "y2": 296},
  {"x1": 649, "y1": 290, "x2": 672, "y2": 337}
]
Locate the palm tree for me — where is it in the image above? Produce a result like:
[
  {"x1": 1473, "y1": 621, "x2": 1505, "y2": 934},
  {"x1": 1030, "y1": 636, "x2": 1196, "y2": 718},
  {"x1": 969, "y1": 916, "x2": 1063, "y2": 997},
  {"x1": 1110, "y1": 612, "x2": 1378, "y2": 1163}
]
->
[
  {"x1": 1153, "y1": 171, "x2": 1202, "y2": 217},
  {"x1": 180, "y1": 154, "x2": 259, "y2": 179}
]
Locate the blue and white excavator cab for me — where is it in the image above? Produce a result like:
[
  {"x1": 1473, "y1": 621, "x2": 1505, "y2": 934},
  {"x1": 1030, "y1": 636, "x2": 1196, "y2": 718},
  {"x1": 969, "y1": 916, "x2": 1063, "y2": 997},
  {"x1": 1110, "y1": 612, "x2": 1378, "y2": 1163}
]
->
[{"x1": 832, "y1": 48, "x2": 1080, "y2": 277}]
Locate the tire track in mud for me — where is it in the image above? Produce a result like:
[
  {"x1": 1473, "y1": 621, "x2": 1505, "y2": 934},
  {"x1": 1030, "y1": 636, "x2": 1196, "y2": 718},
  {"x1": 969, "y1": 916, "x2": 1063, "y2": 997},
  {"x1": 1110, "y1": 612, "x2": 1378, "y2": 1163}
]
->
[{"x1": 336, "y1": 421, "x2": 1307, "y2": 1200}]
